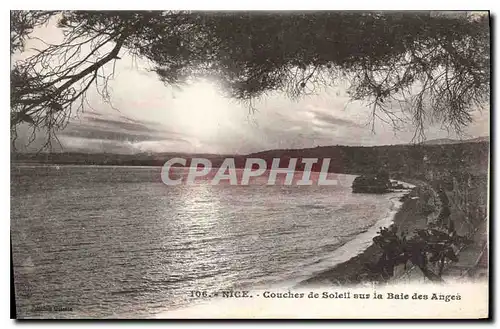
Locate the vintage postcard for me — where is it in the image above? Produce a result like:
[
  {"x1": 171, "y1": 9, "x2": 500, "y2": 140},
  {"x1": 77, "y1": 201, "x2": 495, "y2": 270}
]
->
[{"x1": 10, "y1": 10, "x2": 490, "y2": 319}]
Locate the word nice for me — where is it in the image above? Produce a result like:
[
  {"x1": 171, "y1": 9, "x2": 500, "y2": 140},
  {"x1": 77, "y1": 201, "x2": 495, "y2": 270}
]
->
[{"x1": 161, "y1": 158, "x2": 338, "y2": 186}]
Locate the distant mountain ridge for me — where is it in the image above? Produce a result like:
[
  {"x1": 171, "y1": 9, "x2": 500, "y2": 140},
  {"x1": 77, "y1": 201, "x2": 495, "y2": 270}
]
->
[
  {"x1": 422, "y1": 136, "x2": 489, "y2": 145},
  {"x1": 12, "y1": 139, "x2": 490, "y2": 179}
]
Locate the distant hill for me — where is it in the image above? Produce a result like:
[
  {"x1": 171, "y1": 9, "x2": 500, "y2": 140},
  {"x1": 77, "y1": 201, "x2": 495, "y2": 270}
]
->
[
  {"x1": 466, "y1": 136, "x2": 490, "y2": 143},
  {"x1": 12, "y1": 139, "x2": 490, "y2": 178},
  {"x1": 422, "y1": 136, "x2": 489, "y2": 145}
]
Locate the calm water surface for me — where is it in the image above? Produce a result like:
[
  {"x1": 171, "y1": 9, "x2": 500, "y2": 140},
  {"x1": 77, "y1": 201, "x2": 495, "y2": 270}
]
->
[{"x1": 11, "y1": 165, "x2": 401, "y2": 318}]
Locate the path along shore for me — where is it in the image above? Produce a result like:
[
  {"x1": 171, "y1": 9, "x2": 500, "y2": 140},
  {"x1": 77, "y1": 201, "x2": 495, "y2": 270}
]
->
[{"x1": 298, "y1": 177, "x2": 488, "y2": 287}]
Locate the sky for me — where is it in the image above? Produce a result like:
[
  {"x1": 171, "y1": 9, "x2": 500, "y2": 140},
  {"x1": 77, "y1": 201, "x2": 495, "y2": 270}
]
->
[{"x1": 13, "y1": 17, "x2": 490, "y2": 155}]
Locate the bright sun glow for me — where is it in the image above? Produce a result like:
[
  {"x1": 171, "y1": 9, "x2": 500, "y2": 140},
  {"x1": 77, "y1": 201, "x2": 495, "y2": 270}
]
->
[{"x1": 172, "y1": 81, "x2": 242, "y2": 141}]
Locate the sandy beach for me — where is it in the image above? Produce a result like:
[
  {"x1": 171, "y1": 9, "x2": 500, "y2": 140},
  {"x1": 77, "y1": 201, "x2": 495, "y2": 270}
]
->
[{"x1": 298, "y1": 183, "x2": 433, "y2": 287}]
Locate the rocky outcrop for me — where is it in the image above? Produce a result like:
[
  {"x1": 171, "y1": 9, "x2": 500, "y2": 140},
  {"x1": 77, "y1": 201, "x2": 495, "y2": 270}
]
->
[{"x1": 352, "y1": 174, "x2": 391, "y2": 193}]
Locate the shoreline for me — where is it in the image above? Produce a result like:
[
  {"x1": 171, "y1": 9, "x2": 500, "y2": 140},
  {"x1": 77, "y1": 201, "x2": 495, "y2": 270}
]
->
[{"x1": 297, "y1": 181, "x2": 431, "y2": 287}]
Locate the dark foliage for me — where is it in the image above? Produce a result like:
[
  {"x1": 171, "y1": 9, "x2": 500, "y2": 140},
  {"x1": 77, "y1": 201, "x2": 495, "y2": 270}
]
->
[
  {"x1": 372, "y1": 221, "x2": 469, "y2": 281},
  {"x1": 10, "y1": 11, "x2": 490, "y2": 150}
]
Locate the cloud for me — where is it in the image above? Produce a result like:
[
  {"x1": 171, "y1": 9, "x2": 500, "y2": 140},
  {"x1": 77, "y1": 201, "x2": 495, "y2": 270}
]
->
[
  {"x1": 61, "y1": 127, "x2": 190, "y2": 144},
  {"x1": 12, "y1": 62, "x2": 489, "y2": 155},
  {"x1": 310, "y1": 111, "x2": 363, "y2": 129},
  {"x1": 84, "y1": 116, "x2": 164, "y2": 133},
  {"x1": 60, "y1": 136, "x2": 138, "y2": 154},
  {"x1": 56, "y1": 112, "x2": 196, "y2": 153}
]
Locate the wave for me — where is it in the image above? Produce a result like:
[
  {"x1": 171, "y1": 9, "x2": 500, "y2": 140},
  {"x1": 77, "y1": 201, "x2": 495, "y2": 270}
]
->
[
  {"x1": 156, "y1": 181, "x2": 414, "y2": 316},
  {"x1": 265, "y1": 187, "x2": 413, "y2": 288},
  {"x1": 296, "y1": 204, "x2": 327, "y2": 210}
]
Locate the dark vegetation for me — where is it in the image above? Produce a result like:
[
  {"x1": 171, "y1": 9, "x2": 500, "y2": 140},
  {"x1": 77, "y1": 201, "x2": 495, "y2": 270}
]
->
[
  {"x1": 371, "y1": 222, "x2": 469, "y2": 282},
  {"x1": 11, "y1": 11, "x2": 489, "y2": 150},
  {"x1": 12, "y1": 140, "x2": 489, "y2": 177},
  {"x1": 367, "y1": 167, "x2": 488, "y2": 283}
]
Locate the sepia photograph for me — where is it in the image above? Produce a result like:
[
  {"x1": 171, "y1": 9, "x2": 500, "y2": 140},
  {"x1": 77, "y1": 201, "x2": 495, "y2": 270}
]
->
[{"x1": 10, "y1": 9, "x2": 490, "y2": 319}]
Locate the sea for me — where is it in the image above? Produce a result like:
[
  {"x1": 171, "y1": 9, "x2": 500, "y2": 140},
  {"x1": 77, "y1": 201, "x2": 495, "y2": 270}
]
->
[{"x1": 11, "y1": 165, "x2": 408, "y2": 318}]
